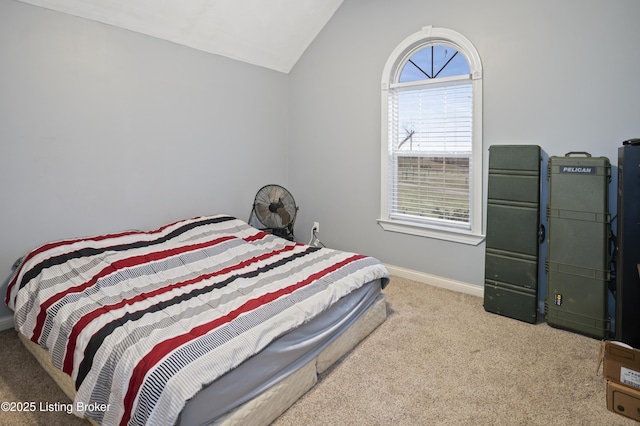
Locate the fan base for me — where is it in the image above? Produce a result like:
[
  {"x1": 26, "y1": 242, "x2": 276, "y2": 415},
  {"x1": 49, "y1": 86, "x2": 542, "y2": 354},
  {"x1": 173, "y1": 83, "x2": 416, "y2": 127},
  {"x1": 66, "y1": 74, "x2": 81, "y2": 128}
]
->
[{"x1": 261, "y1": 227, "x2": 295, "y2": 241}]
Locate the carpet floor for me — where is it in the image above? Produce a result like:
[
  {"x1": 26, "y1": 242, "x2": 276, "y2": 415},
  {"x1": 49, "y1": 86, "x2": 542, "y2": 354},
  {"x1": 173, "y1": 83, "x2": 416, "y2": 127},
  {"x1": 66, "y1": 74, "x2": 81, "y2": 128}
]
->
[{"x1": 0, "y1": 275, "x2": 635, "y2": 425}]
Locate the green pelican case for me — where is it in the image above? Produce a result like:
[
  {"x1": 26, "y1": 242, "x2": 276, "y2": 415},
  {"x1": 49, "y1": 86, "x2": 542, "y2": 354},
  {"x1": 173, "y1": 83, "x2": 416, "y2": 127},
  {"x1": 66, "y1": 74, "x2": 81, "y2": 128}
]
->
[
  {"x1": 545, "y1": 152, "x2": 612, "y2": 338},
  {"x1": 484, "y1": 145, "x2": 542, "y2": 323}
]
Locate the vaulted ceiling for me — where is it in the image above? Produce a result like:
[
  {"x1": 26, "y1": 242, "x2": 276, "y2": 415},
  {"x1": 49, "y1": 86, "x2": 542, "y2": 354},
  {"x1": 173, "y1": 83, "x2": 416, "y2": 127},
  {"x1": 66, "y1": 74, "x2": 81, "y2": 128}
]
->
[{"x1": 16, "y1": 0, "x2": 344, "y2": 73}]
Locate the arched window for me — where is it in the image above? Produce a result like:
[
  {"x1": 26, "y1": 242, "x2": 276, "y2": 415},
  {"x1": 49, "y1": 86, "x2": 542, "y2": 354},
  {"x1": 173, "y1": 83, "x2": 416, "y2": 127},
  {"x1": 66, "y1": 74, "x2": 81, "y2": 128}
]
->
[{"x1": 379, "y1": 26, "x2": 484, "y2": 244}]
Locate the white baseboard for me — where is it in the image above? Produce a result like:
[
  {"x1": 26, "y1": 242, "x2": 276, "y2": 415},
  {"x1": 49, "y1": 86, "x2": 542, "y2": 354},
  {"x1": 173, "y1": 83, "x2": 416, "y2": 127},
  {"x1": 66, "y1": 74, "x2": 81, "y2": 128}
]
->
[
  {"x1": 0, "y1": 316, "x2": 14, "y2": 332},
  {"x1": 384, "y1": 264, "x2": 484, "y2": 298}
]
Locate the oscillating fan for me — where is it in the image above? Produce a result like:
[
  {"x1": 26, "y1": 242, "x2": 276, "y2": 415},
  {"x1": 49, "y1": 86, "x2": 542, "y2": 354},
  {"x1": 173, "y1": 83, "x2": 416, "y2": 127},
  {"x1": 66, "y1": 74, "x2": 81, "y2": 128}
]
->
[{"x1": 249, "y1": 184, "x2": 298, "y2": 241}]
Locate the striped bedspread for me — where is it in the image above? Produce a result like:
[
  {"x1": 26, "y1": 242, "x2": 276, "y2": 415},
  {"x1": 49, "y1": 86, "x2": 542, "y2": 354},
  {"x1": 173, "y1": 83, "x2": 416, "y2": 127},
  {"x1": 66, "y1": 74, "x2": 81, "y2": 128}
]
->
[{"x1": 5, "y1": 215, "x2": 389, "y2": 426}]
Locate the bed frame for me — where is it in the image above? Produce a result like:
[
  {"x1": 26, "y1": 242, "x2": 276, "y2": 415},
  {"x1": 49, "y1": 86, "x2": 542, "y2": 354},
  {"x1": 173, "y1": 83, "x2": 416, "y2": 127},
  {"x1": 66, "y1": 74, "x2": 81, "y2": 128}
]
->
[{"x1": 19, "y1": 291, "x2": 387, "y2": 425}]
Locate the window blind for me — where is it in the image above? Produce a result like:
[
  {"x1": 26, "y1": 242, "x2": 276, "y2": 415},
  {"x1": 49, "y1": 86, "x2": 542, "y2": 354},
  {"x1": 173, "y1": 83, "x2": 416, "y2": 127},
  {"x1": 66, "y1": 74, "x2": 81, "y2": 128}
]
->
[{"x1": 388, "y1": 78, "x2": 473, "y2": 227}]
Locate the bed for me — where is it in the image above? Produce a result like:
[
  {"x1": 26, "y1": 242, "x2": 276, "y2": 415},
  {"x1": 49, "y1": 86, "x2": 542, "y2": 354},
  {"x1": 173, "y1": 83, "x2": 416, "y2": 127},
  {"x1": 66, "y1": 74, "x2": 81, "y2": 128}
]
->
[{"x1": 5, "y1": 215, "x2": 389, "y2": 426}]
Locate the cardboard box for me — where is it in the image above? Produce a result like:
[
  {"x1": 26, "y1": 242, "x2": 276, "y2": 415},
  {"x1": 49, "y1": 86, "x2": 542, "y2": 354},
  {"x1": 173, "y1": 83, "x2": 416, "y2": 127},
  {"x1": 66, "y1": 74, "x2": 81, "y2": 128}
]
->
[
  {"x1": 607, "y1": 380, "x2": 640, "y2": 421},
  {"x1": 599, "y1": 341, "x2": 640, "y2": 389}
]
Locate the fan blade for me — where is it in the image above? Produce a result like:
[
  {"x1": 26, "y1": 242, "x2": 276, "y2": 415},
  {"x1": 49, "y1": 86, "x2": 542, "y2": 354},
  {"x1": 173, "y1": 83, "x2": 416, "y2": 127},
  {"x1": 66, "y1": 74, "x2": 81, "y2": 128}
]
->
[
  {"x1": 276, "y1": 207, "x2": 291, "y2": 226},
  {"x1": 268, "y1": 187, "x2": 285, "y2": 203},
  {"x1": 256, "y1": 203, "x2": 271, "y2": 221}
]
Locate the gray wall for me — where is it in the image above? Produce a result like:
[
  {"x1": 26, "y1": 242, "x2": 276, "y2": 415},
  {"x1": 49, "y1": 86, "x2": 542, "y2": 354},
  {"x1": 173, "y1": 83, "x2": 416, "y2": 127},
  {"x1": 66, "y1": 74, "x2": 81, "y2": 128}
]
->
[
  {"x1": 0, "y1": 1, "x2": 289, "y2": 318},
  {"x1": 288, "y1": 0, "x2": 640, "y2": 286},
  {"x1": 2, "y1": 0, "x2": 640, "y2": 320}
]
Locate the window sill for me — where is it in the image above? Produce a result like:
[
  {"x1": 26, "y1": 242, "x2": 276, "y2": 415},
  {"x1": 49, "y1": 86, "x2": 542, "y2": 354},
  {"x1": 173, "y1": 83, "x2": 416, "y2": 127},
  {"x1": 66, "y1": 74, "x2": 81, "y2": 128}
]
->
[{"x1": 377, "y1": 218, "x2": 485, "y2": 246}]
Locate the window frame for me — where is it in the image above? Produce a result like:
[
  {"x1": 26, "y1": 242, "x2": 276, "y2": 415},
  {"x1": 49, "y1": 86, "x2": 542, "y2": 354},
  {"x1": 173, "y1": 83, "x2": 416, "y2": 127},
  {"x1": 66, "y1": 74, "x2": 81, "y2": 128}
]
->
[{"x1": 378, "y1": 26, "x2": 484, "y2": 245}]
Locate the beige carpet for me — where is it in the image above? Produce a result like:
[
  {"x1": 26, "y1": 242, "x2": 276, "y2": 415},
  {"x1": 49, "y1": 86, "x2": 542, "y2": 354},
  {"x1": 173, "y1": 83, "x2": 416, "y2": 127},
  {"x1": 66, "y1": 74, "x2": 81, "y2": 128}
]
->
[
  {"x1": 0, "y1": 276, "x2": 635, "y2": 425},
  {"x1": 275, "y1": 276, "x2": 635, "y2": 426}
]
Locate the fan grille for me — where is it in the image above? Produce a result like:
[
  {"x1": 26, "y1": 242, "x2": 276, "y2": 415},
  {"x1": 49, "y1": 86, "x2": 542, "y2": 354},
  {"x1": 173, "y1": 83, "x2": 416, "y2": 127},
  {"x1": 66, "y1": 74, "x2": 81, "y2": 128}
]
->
[{"x1": 253, "y1": 185, "x2": 297, "y2": 230}]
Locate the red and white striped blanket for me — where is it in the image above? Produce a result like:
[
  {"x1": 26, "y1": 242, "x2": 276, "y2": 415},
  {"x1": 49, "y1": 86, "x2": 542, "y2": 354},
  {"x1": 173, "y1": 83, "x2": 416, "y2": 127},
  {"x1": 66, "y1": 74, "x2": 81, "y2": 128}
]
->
[{"x1": 6, "y1": 215, "x2": 389, "y2": 425}]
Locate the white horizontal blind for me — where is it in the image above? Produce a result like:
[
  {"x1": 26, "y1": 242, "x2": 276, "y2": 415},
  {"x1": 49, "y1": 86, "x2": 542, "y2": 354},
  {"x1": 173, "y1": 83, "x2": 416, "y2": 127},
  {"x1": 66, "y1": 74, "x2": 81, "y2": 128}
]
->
[{"x1": 388, "y1": 78, "x2": 472, "y2": 227}]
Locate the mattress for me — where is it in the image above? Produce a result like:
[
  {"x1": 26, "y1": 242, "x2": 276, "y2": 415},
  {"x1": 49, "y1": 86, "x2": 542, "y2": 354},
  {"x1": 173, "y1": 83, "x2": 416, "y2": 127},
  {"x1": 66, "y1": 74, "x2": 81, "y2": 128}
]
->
[
  {"x1": 19, "y1": 283, "x2": 387, "y2": 425},
  {"x1": 7, "y1": 215, "x2": 390, "y2": 425}
]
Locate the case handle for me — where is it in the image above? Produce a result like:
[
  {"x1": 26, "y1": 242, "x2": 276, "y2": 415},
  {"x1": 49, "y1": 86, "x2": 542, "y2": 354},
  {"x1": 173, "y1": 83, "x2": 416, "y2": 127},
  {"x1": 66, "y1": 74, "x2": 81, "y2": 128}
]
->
[
  {"x1": 564, "y1": 151, "x2": 591, "y2": 157},
  {"x1": 538, "y1": 224, "x2": 546, "y2": 244}
]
